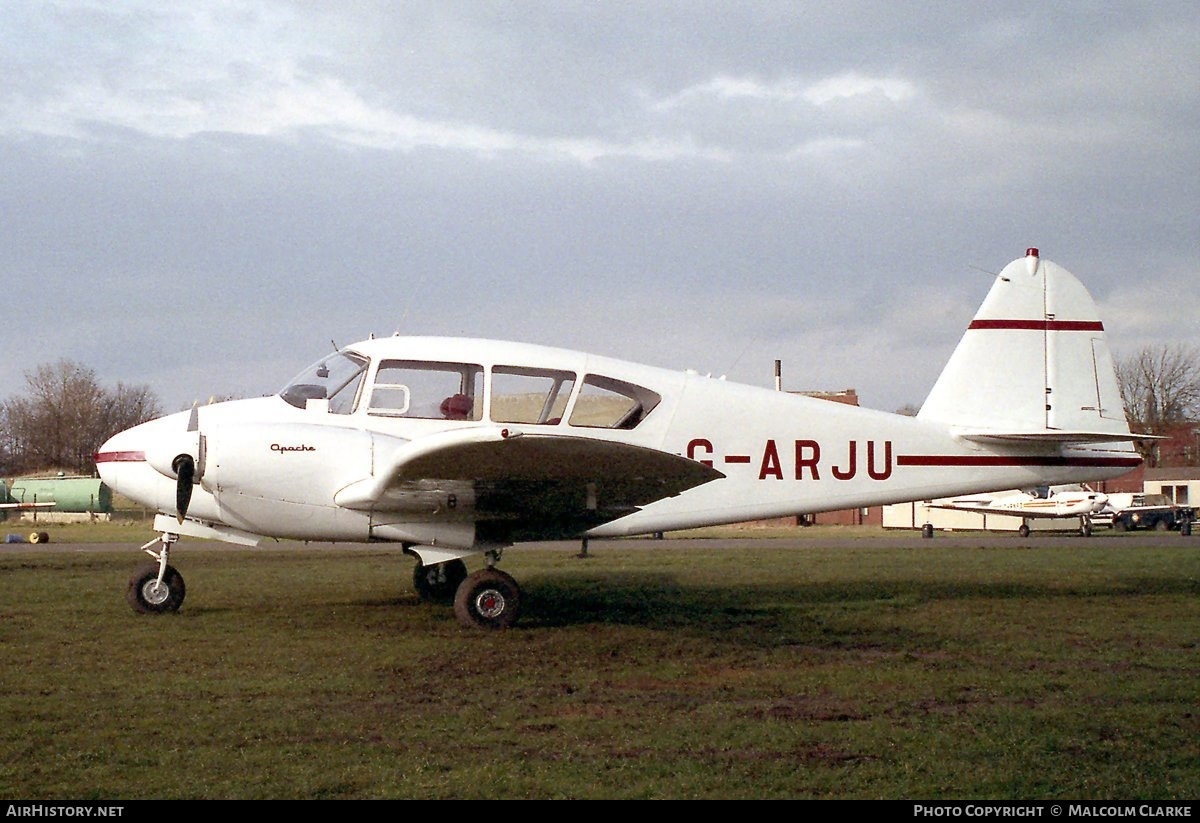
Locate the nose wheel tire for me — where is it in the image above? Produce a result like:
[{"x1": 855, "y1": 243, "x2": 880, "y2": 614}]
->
[
  {"x1": 412, "y1": 559, "x2": 468, "y2": 602},
  {"x1": 127, "y1": 562, "x2": 186, "y2": 614},
  {"x1": 453, "y1": 568, "x2": 521, "y2": 630}
]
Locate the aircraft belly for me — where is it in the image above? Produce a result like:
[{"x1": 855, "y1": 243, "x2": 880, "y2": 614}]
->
[{"x1": 213, "y1": 492, "x2": 371, "y2": 541}]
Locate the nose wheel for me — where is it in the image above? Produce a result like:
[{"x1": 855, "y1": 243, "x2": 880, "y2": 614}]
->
[{"x1": 127, "y1": 532, "x2": 186, "y2": 614}]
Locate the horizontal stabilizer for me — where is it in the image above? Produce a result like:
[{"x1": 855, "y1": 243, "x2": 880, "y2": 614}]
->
[{"x1": 957, "y1": 430, "x2": 1148, "y2": 444}]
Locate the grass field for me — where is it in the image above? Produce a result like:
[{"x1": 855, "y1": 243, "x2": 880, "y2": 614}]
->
[{"x1": 0, "y1": 530, "x2": 1197, "y2": 799}]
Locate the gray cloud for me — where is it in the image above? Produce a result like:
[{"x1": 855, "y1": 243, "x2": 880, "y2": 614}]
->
[{"x1": 1, "y1": 1, "x2": 1195, "y2": 414}]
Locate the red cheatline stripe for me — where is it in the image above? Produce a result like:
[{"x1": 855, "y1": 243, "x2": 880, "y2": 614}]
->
[
  {"x1": 93, "y1": 451, "x2": 146, "y2": 463},
  {"x1": 897, "y1": 455, "x2": 1140, "y2": 468},
  {"x1": 968, "y1": 319, "x2": 1104, "y2": 331}
]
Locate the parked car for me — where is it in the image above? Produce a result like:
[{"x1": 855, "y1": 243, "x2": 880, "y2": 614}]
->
[{"x1": 1108, "y1": 494, "x2": 1194, "y2": 532}]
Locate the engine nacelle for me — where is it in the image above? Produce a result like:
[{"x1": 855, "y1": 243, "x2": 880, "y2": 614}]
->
[{"x1": 201, "y1": 422, "x2": 404, "y2": 506}]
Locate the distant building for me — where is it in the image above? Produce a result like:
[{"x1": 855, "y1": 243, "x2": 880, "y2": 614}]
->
[
  {"x1": 1143, "y1": 466, "x2": 1200, "y2": 507},
  {"x1": 1147, "y1": 422, "x2": 1200, "y2": 468},
  {"x1": 799, "y1": 389, "x2": 859, "y2": 407}
]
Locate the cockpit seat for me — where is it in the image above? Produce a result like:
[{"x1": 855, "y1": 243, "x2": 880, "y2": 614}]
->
[{"x1": 440, "y1": 394, "x2": 473, "y2": 420}]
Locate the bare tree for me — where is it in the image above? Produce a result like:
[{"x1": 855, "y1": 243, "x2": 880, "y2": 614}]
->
[
  {"x1": 0, "y1": 360, "x2": 162, "y2": 476},
  {"x1": 1116, "y1": 343, "x2": 1200, "y2": 467}
]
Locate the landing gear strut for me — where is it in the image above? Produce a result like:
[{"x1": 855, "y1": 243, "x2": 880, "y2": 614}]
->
[{"x1": 127, "y1": 532, "x2": 186, "y2": 614}]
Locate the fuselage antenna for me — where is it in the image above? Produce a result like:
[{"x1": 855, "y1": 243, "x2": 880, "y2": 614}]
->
[{"x1": 969, "y1": 264, "x2": 1007, "y2": 282}]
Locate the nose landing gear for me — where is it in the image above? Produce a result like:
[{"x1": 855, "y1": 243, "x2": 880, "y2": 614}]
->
[{"x1": 127, "y1": 532, "x2": 186, "y2": 614}]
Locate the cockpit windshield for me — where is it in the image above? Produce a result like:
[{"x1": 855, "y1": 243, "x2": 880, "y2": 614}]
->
[{"x1": 280, "y1": 351, "x2": 368, "y2": 413}]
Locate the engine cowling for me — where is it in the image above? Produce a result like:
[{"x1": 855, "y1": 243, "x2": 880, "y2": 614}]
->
[{"x1": 201, "y1": 422, "x2": 402, "y2": 506}]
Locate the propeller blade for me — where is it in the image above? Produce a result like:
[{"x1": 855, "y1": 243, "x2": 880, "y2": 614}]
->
[{"x1": 173, "y1": 454, "x2": 195, "y2": 523}]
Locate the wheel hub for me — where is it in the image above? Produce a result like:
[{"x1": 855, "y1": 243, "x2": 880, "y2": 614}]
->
[
  {"x1": 142, "y1": 579, "x2": 170, "y2": 606},
  {"x1": 475, "y1": 589, "x2": 506, "y2": 618}
]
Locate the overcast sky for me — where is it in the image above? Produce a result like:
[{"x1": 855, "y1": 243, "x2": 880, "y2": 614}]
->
[{"x1": 2, "y1": 1, "x2": 1196, "y2": 414}]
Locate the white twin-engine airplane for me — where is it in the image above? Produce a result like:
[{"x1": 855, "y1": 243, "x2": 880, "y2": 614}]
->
[{"x1": 96, "y1": 249, "x2": 1140, "y2": 628}]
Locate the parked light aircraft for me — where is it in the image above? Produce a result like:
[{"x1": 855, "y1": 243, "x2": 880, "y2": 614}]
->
[
  {"x1": 926, "y1": 484, "x2": 1109, "y2": 537},
  {"x1": 96, "y1": 249, "x2": 1141, "y2": 628}
]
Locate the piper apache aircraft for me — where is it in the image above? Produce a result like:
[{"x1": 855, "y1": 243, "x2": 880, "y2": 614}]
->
[
  {"x1": 926, "y1": 484, "x2": 1109, "y2": 537},
  {"x1": 95, "y1": 249, "x2": 1141, "y2": 628}
]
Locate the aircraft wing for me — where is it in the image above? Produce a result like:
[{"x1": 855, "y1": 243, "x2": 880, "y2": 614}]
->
[{"x1": 335, "y1": 427, "x2": 724, "y2": 537}]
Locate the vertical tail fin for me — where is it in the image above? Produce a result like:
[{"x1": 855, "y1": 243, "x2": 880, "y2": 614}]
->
[{"x1": 918, "y1": 249, "x2": 1131, "y2": 441}]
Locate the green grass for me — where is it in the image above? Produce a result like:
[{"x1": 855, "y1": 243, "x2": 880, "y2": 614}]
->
[{"x1": 0, "y1": 537, "x2": 1196, "y2": 799}]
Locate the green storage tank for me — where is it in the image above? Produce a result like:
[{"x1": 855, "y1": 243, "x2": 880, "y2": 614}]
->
[{"x1": 6, "y1": 476, "x2": 113, "y2": 513}]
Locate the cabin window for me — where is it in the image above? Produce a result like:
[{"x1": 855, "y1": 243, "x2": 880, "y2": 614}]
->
[
  {"x1": 368, "y1": 361, "x2": 482, "y2": 420},
  {"x1": 490, "y1": 366, "x2": 576, "y2": 425},
  {"x1": 568, "y1": 375, "x2": 661, "y2": 429},
  {"x1": 280, "y1": 351, "x2": 368, "y2": 414}
]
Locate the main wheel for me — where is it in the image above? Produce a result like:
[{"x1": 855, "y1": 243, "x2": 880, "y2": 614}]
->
[
  {"x1": 126, "y1": 562, "x2": 186, "y2": 614},
  {"x1": 412, "y1": 558, "x2": 468, "y2": 602},
  {"x1": 1018, "y1": 524, "x2": 1031, "y2": 538},
  {"x1": 453, "y1": 568, "x2": 521, "y2": 630}
]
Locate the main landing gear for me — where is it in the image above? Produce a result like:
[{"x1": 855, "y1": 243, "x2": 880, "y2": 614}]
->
[
  {"x1": 412, "y1": 551, "x2": 523, "y2": 630},
  {"x1": 1015, "y1": 516, "x2": 1094, "y2": 539},
  {"x1": 124, "y1": 534, "x2": 523, "y2": 629},
  {"x1": 453, "y1": 568, "x2": 521, "y2": 630},
  {"x1": 127, "y1": 531, "x2": 186, "y2": 614}
]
